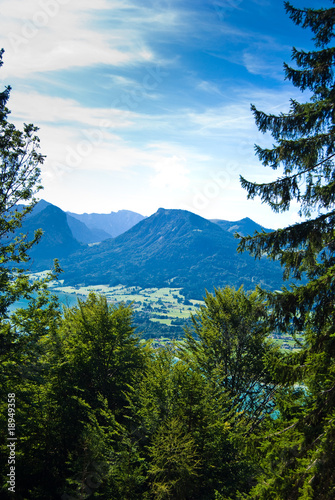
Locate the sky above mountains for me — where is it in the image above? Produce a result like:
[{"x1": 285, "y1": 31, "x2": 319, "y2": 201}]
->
[{"x1": 0, "y1": 0, "x2": 320, "y2": 228}]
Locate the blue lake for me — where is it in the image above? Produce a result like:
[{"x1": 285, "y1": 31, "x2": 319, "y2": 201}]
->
[{"x1": 8, "y1": 290, "x2": 86, "y2": 313}]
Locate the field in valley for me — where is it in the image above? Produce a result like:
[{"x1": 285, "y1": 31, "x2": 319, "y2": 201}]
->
[
  {"x1": 51, "y1": 283, "x2": 202, "y2": 320},
  {"x1": 27, "y1": 272, "x2": 203, "y2": 338},
  {"x1": 27, "y1": 272, "x2": 302, "y2": 348}
]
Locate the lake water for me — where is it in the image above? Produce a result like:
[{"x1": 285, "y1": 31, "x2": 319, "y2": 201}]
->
[{"x1": 8, "y1": 290, "x2": 86, "y2": 313}]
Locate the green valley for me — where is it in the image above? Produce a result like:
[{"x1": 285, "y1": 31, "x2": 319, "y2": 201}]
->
[
  {"x1": 29, "y1": 271, "x2": 302, "y2": 348},
  {"x1": 30, "y1": 271, "x2": 202, "y2": 338}
]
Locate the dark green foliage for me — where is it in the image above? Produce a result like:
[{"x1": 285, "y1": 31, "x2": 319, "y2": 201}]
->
[
  {"x1": 184, "y1": 287, "x2": 277, "y2": 422},
  {"x1": 147, "y1": 417, "x2": 200, "y2": 500},
  {"x1": 54, "y1": 293, "x2": 146, "y2": 414},
  {"x1": 127, "y1": 341, "x2": 256, "y2": 500},
  {"x1": 237, "y1": 2, "x2": 335, "y2": 498},
  {"x1": 8, "y1": 293, "x2": 147, "y2": 499},
  {"x1": 2, "y1": 285, "x2": 268, "y2": 499}
]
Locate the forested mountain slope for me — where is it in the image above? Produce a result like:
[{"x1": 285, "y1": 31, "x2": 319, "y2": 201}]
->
[{"x1": 62, "y1": 208, "x2": 285, "y2": 299}]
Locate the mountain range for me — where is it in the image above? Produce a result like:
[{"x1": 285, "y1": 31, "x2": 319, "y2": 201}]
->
[
  {"x1": 67, "y1": 209, "x2": 146, "y2": 240},
  {"x1": 17, "y1": 200, "x2": 145, "y2": 263},
  {"x1": 60, "y1": 207, "x2": 282, "y2": 299},
  {"x1": 17, "y1": 200, "x2": 285, "y2": 300}
]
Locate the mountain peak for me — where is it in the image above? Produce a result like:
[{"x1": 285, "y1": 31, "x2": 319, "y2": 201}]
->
[
  {"x1": 145, "y1": 207, "x2": 221, "y2": 234},
  {"x1": 62, "y1": 205, "x2": 283, "y2": 299},
  {"x1": 211, "y1": 217, "x2": 273, "y2": 236}
]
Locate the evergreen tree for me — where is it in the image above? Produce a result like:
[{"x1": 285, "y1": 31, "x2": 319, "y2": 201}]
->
[
  {"x1": 237, "y1": 2, "x2": 335, "y2": 498},
  {"x1": 127, "y1": 338, "x2": 258, "y2": 499},
  {"x1": 147, "y1": 417, "x2": 200, "y2": 500}
]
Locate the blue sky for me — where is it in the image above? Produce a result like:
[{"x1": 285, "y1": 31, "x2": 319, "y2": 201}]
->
[{"x1": 0, "y1": 0, "x2": 321, "y2": 228}]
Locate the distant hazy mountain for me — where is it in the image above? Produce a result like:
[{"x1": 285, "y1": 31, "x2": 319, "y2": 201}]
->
[
  {"x1": 30, "y1": 198, "x2": 51, "y2": 216},
  {"x1": 211, "y1": 217, "x2": 273, "y2": 236},
  {"x1": 66, "y1": 215, "x2": 111, "y2": 245},
  {"x1": 24, "y1": 199, "x2": 112, "y2": 244},
  {"x1": 67, "y1": 209, "x2": 146, "y2": 239},
  {"x1": 37, "y1": 201, "x2": 111, "y2": 243},
  {"x1": 19, "y1": 203, "x2": 83, "y2": 269},
  {"x1": 12, "y1": 201, "x2": 148, "y2": 271},
  {"x1": 62, "y1": 208, "x2": 285, "y2": 299}
]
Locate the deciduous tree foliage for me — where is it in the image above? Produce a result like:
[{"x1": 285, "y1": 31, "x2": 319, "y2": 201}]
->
[
  {"x1": 237, "y1": 2, "x2": 335, "y2": 498},
  {"x1": 0, "y1": 49, "x2": 47, "y2": 316},
  {"x1": 0, "y1": 49, "x2": 62, "y2": 499},
  {"x1": 42, "y1": 293, "x2": 148, "y2": 499},
  {"x1": 147, "y1": 417, "x2": 200, "y2": 500},
  {"x1": 184, "y1": 287, "x2": 277, "y2": 423}
]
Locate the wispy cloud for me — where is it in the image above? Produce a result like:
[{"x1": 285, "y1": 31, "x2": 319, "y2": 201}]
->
[
  {"x1": 10, "y1": 91, "x2": 138, "y2": 128},
  {"x1": 242, "y1": 39, "x2": 291, "y2": 79},
  {"x1": 196, "y1": 80, "x2": 224, "y2": 96},
  {"x1": 187, "y1": 104, "x2": 255, "y2": 134},
  {"x1": 0, "y1": 0, "x2": 183, "y2": 79}
]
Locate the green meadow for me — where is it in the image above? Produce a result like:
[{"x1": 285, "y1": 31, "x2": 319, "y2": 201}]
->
[
  {"x1": 28, "y1": 272, "x2": 301, "y2": 348},
  {"x1": 51, "y1": 283, "x2": 203, "y2": 323}
]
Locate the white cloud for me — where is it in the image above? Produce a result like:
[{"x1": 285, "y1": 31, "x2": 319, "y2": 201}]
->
[
  {"x1": 0, "y1": 2, "x2": 145, "y2": 79},
  {"x1": 242, "y1": 42, "x2": 288, "y2": 79},
  {"x1": 0, "y1": 0, "x2": 184, "y2": 79},
  {"x1": 9, "y1": 91, "x2": 138, "y2": 128},
  {"x1": 185, "y1": 84, "x2": 304, "y2": 137}
]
